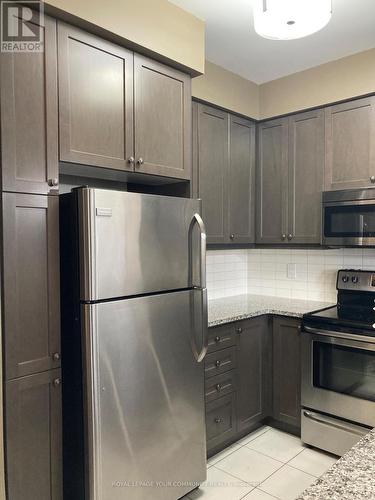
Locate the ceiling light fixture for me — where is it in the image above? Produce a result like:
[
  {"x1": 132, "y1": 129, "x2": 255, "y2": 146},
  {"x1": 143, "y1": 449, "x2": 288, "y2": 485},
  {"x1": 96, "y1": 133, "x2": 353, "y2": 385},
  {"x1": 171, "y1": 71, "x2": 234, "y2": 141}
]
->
[{"x1": 253, "y1": 0, "x2": 332, "y2": 40}]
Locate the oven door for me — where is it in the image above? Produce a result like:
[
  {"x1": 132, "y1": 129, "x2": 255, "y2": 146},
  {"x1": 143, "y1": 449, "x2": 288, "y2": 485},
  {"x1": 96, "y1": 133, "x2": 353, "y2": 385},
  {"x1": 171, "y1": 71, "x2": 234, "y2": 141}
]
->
[
  {"x1": 301, "y1": 326, "x2": 375, "y2": 427},
  {"x1": 323, "y1": 199, "x2": 375, "y2": 246}
]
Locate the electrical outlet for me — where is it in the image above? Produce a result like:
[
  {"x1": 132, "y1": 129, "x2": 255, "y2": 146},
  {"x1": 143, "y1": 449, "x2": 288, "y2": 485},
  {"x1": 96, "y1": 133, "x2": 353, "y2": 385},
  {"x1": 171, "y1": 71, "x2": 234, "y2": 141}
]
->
[{"x1": 287, "y1": 263, "x2": 297, "y2": 279}]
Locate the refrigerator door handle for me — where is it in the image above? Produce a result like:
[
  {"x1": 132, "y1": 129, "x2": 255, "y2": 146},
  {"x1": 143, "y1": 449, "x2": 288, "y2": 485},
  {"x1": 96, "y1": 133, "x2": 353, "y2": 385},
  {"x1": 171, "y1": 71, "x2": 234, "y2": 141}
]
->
[
  {"x1": 191, "y1": 288, "x2": 208, "y2": 363},
  {"x1": 189, "y1": 213, "x2": 207, "y2": 288}
]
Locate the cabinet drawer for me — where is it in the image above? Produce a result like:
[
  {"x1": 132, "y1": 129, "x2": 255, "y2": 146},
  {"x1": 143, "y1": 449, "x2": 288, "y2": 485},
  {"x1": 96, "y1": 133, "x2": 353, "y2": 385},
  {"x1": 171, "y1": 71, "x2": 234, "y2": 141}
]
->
[
  {"x1": 208, "y1": 324, "x2": 236, "y2": 353},
  {"x1": 206, "y1": 394, "x2": 236, "y2": 451},
  {"x1": 205, "y1": 370, "x2": 237, "y2": 403},
  {"x1": 205, "y1": 347, "x2": 236, "y2": 379}
]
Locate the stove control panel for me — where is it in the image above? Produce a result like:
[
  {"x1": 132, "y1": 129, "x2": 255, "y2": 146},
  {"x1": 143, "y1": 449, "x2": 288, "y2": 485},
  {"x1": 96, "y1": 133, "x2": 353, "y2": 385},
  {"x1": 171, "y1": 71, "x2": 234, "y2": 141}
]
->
[{"x1": 337, "y1": 269, "x2": 375, "y2": 292}]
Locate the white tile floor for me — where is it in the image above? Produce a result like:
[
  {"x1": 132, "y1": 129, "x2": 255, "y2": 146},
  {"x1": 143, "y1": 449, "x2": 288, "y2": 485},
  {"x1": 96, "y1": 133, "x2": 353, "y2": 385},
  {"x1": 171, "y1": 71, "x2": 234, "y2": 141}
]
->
[{"x1": 183, "y1": 426, "x2": 337, "y2": 500}]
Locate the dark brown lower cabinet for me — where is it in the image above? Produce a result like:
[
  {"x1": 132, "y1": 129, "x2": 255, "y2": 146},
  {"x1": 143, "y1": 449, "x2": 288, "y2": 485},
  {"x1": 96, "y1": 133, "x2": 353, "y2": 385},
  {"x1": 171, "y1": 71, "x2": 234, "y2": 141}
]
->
[
  {"x1": 205, "y1": 317, "x2": 272, "y2": 454},
  {"x1": 205, "y1": 315, "x2": 301, "y2": 455},
  {"x1": 5, "y1": 369, "x2": 62, "y2": 500},
  {"x1": 236, "y1": 317, "x2": 272, "y2": 434},
  {"x1": 272, "y1": 316, "x2": 301, "y2": 428}
]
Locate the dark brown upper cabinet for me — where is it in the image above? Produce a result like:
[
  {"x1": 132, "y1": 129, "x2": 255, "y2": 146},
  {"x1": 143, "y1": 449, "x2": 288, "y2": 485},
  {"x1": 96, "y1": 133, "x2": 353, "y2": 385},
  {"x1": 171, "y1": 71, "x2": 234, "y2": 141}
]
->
[
  {"x1": 325, "y1": 97, "x2": 375, "y2": 191},
  {"x1": 257, "y1": 111, "x2": 324, "y2": 245},
  {"x1": 288, "y1": 110, "x2": 324, "y2": 245},
  {"x1": 58, "y1": 23, "x2": 191, "y2": 180},
  {"x1": 133, "y1": 55, "x2": 191, "y2": 180},
  {"x1": 6, "y1": 369, "x2": 62, "y2": 500},
  {"x1": 228, "y1": 116, "x2": 256, "y2": 244},
  {"x1": 58, "y1": 23, "x2": 134, "y2": 171},
  {"x1": 193, "y1": 103, "x2": 255, "y2": 244},
  {"x1": 256, "y1": 118, "x2": 289, "y2": 244},
  {"x1": 3, "y1": 193, "x2": 61, "y2": 380},
  {"x1": 193, "y1": 103, "x2": 229, "y2": 244},
  {"x1": 0, "y1": 15, "x2": 59, "y2": 194}
]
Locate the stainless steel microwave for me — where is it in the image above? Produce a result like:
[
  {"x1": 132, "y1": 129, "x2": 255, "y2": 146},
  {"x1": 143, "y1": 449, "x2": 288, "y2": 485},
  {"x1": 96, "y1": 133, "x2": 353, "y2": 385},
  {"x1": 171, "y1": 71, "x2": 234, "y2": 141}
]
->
[{"x1": 322, "y1": 188, "x2": 375, "y2": 247}]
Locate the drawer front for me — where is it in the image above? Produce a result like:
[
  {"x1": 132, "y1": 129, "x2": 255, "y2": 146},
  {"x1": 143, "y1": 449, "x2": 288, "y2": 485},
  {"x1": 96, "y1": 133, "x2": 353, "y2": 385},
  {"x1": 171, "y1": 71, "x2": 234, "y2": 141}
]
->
[
  {"x1": 205, "y1": 347, "x2": 236, "y2": 379},
  {"x1": 205, "y1": 370, "x2": 237, "y2": 403},
  {"x1": 206, "y1": 393, "x2": 236, "y2": 451},
  {"x1": 208, "y1": 324, "x2": 236, "y2": 353}
]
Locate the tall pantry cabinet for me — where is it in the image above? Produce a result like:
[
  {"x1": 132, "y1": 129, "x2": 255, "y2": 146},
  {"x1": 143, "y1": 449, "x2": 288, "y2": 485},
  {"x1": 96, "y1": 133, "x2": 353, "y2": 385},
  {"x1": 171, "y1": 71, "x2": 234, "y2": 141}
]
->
[
  {"x1": 1, "y1": 9, "x2": 194, "y2": 498},
  {"x1": 0, "y1": 15, "x2": 62, "y2": 500}
]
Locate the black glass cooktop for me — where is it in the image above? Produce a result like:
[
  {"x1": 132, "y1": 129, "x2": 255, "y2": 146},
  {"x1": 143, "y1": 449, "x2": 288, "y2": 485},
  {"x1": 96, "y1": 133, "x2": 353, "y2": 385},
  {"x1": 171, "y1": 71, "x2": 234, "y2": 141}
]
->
[{"x1": 303, "y1": 305, "x2": 375, "y2": 334}]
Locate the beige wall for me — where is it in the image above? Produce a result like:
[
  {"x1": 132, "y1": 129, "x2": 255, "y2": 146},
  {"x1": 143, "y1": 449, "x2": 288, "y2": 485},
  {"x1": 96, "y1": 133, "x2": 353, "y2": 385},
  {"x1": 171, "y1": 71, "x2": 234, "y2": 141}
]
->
[
  {"x1": 45, "y1": 0, "x2": 205, "y2": 74},
  {"x1": 260, "y1": 48, "x2": 375, "y2": 119},
  {"x1": 192, "y1": 50, "x2": 375, "y2": 120},
  {"x1": 192, "y1": 61, "x2": 260, "y2": 119}
]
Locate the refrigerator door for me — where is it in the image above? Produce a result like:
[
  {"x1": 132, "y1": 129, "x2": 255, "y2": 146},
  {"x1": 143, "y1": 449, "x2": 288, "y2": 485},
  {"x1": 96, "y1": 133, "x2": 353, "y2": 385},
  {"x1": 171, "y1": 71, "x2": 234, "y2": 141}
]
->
[
  {"x1": 78, "y1": 188, "x2": 205, "y2": 301},
  {"x1": 82, "y1": 289, "x2": 207, "y2": 500}
]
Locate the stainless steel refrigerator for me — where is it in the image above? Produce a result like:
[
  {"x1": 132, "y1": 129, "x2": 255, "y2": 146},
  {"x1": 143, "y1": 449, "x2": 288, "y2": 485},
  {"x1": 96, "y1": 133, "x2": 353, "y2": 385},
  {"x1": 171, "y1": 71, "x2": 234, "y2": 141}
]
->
[{"x1": 60, "y1": 188, "x2": 208, "y2": 500}]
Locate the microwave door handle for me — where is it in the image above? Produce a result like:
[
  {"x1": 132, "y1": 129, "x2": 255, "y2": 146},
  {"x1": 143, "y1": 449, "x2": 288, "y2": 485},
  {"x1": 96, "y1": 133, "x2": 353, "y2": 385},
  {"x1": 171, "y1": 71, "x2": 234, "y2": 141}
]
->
[{"x1": 189, "y1": 213, "x2": 207, "y2": 288}]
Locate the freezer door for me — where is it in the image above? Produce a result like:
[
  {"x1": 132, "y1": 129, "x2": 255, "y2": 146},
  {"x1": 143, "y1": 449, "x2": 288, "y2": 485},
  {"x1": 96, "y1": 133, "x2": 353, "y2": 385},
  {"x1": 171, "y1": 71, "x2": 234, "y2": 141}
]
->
[
  {"x1": 78, "y1": 189, "x2": 205, "y2": 301},
  {"x1": 82, "y1": 289, "x2": 207, "y2": 500}
]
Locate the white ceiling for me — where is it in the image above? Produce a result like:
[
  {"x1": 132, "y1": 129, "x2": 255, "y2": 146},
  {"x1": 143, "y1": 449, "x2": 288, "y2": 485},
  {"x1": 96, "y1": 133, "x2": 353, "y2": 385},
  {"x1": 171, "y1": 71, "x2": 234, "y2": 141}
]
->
[{"x1": 169, "y1": 0, "x2": 375, "y2": 83}]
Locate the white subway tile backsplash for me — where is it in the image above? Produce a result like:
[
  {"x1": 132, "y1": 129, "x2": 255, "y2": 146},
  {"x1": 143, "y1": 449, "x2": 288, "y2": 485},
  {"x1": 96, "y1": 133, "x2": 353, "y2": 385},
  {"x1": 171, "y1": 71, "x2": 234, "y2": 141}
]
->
[{"x1": 206, "y1": 247, "x2": 375, "y2": 301}]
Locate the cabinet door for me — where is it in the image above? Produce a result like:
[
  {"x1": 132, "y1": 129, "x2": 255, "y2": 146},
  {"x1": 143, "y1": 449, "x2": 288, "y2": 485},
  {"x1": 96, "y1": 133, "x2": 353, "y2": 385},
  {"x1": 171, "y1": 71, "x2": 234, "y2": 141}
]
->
[
  {"x1": 58, "y1": 23, "x2": 134, "y2": 171},
  {"x1": 193, "y1": 103, "x2": 229, "y2": 244},
  {"x1": 3, "y1": 193, "x2": 60, "y2": 380},
  {"x1": 228, "y1": 116, "x2": 256, "y2": 244},
  {"x1": 273, "y1": 317, "x2": 301, "y2": 428},
  {"x1": 288, "y1": 110, "x2": 324, "y2": 244},
  {"x1": 256, "y1": 118, "x2": 289, "y2": 244},
  {"x1": 0, "y1": 15, "x2": 58, "y2": 194},
  {"x1": 134, "y1": 54, "x2": 191, "y2": 180},
  {"x1": 325, "y1": 97, "x2": 375, "y2": 190},
  {"x1": 236, "y1": 317, "x2": 271, "y2": 433},
  {"x1": 5, "y1": 369, "x2": 62, "y2": 500}
]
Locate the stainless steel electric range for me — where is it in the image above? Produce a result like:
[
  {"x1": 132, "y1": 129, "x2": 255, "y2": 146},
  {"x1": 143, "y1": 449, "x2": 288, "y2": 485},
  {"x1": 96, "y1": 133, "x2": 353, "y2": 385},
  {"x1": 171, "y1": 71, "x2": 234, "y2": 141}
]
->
[{"x1": 301, "y1": 269, "x2": 375, "y2": 456}]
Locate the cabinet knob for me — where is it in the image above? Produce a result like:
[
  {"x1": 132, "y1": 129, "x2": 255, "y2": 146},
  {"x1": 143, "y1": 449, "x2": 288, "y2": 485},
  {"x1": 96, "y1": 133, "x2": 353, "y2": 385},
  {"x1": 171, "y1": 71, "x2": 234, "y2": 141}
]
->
[
  {"x1": 214, "y1": 417, "x2": 223, "y2": 424},
  {"x1": 236, "y1": 327, "x2": 242, "y2": 334},
  {"x1": 48, "y1": 178, "x2": 58, "y2": 187},
  {"x1": 128, "y1": 156, "x2": 135, "y2": 164},
  {"x1": 53, "y1": 378, "x2": 61, "y2": 387},
  {"x1": 216, "y1": 384, "x2": 222, "y2": 392},
  {"x1": 371, "y1": 176, "x2": 375, "y2": 183},
  {"x1": 281, "y1": 234, "x2": 286, "y2": 240},
  {"x1": 214, "y1": 336, "x2": 221, "y2": 343},
  {"x1": 230, "y1": 234, "x2": 235, "y2": 240},
  {"x1": 287, "y1": 234, "x2": 293, "y2": 240},
  {"x1": 215, "y1": 360, "x2": 221, "y2": 367},
  {"x1": 52, "y1": 352, "x2": 60, "y2": 362},
  {"x1": 136, "y1": 157, "x2": 144, "y2": 166}
]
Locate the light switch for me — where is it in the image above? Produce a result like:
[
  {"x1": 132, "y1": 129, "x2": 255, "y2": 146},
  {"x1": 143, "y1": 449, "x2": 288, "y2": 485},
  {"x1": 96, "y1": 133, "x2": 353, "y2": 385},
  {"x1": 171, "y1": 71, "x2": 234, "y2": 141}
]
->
[{"x1": 287, "y1": 263, "x2": 297, "y2": 279}]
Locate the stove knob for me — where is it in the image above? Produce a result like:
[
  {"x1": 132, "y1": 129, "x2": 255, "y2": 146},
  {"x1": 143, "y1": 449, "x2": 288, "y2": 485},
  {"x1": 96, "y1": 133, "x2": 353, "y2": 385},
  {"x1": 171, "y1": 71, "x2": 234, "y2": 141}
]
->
[
  {"x1": 342, "y1": 275, "x2": 349, "y2": 283},
  {"x1": 352, "y1": 276, "x2": 359, "y2": 284}
]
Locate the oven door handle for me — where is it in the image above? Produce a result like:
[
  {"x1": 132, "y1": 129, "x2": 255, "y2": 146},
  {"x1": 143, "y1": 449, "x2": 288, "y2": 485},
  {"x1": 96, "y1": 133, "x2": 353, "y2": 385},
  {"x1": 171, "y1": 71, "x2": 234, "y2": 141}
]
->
[
  {"x1": 303, "y1": 325, "x2": 375, "y2": 345},
  {"x1": 303, "y1": 410, "x2": 369, "y2": 437}
]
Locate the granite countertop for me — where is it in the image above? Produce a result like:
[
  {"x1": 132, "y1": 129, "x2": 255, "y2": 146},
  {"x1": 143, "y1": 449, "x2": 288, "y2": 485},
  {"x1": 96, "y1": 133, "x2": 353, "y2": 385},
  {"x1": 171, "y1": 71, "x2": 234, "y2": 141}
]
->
[
  {"x1": 298, "y1": 429, "x2": 375, "y2": 500},
  {"x1": 208, "y1": 293, "x2": 333, "y2": 327}
]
